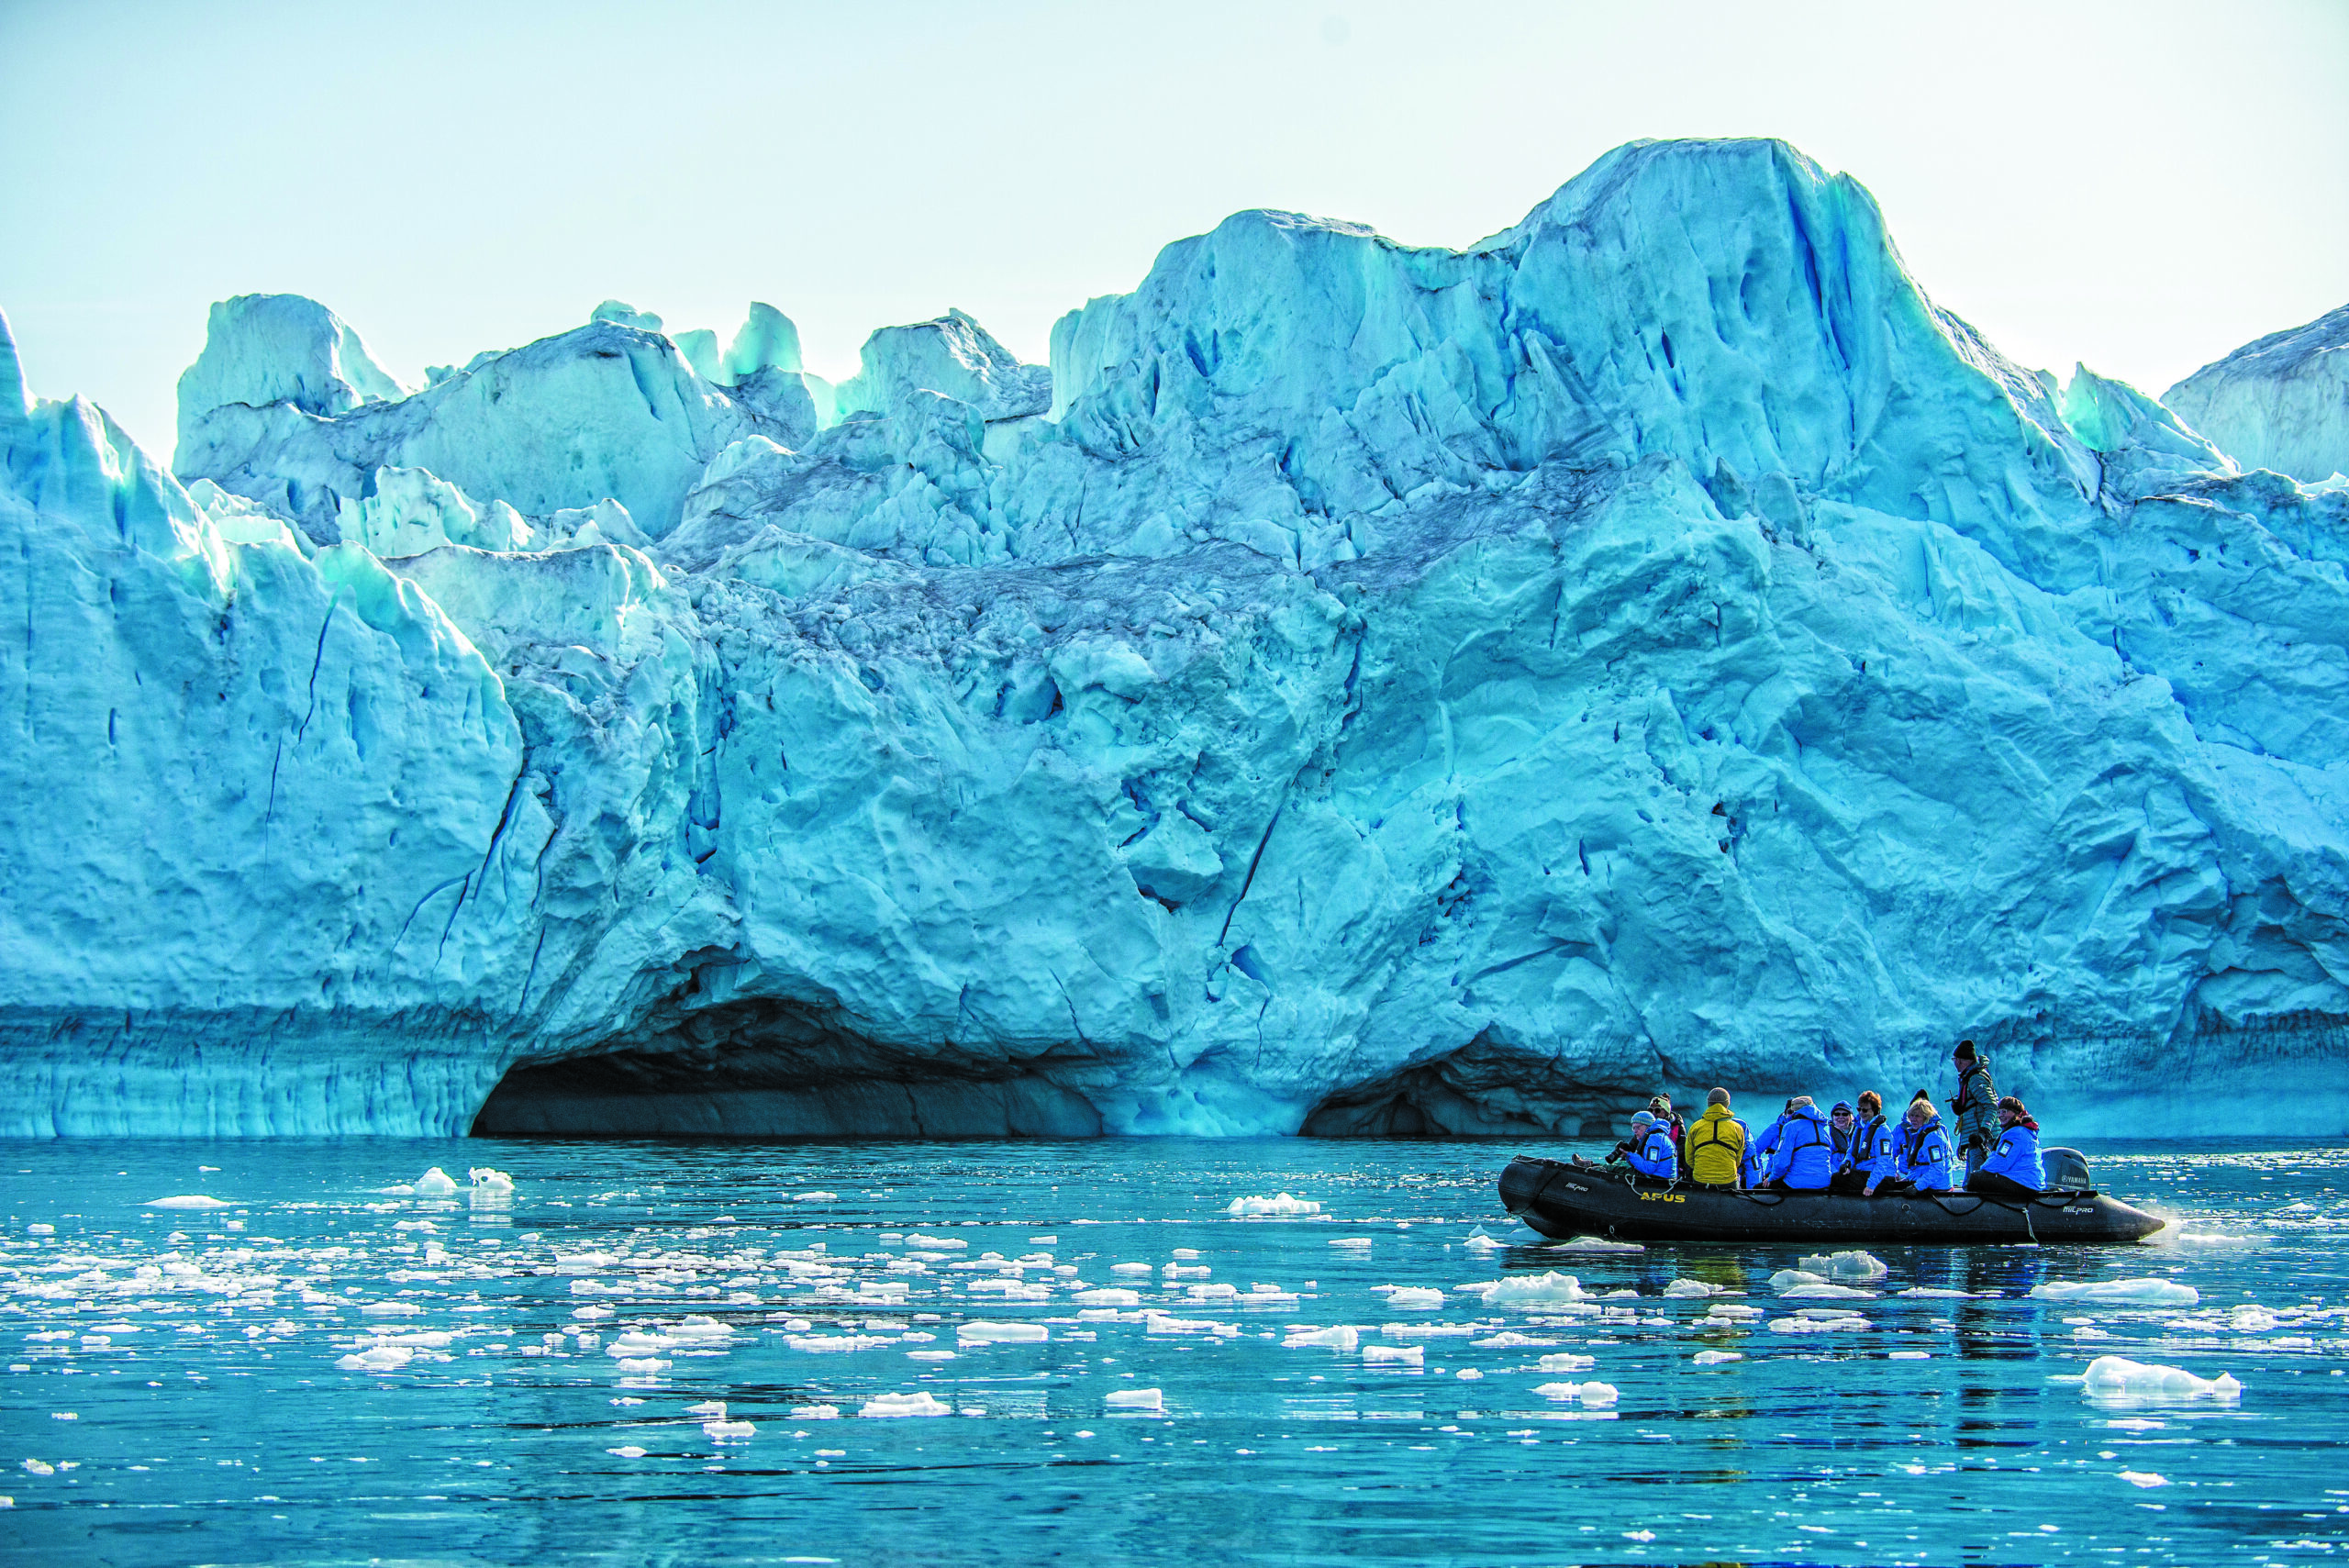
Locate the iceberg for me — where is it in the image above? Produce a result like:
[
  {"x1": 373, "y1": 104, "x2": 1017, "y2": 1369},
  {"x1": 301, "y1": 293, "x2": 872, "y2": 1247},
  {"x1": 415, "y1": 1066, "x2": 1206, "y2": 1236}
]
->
[
  {"x1": 2164, "y1": 305, "x2": 2349, "y2": 485},
  {"x1": 6, "y1": 137, "x2": 2349, "y2": 1139}
]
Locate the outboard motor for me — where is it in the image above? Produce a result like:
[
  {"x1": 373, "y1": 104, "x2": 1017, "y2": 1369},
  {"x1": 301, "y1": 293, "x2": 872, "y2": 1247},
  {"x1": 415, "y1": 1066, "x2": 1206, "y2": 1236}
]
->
[{"x1": 2041, "y1": 1146, "x2": 2093, "y2": 1192}]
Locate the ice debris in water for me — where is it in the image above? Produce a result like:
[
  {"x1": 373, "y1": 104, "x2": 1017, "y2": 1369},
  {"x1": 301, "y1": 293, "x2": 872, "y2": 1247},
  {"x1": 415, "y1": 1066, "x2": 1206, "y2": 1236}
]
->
[
  {"x1": 1377, "y1": 1286, "x2": 1447, "y2": 1312},
  {"x1": 1469, "y1": 1272, "x2": 1590, "y2": 1309},
  {"x1": 1330, "y1": 1238, "x2": 1374, "y2": 1249},
  {"x1": 2077, "y1": 1356, "x2": 2242, "y2": 1402},
  {"x1": 607, "y1": 1446, "x2": 648, "y2": 1459},
  {"x1": 144, "y1": 1195, "x2": 230, "y2": 1209},
  {"x1": 703, "y1": 1418, "x2": 756, "y2": 1440},
  {"x1": 2032, "y1": 1280, "x2": 2200, "y2": 1307},
  {"x1": 1693, "y1": 1350, "x2": 1743, "y2": 1365},
  {"x1": 1770, "y1": 1309, "x2": 1870, "y2": 1334},
  {"x1": 1362, "y1": 1344, "x2": 1423, "y2": 1365},
  {"x1": 336, "y1": 1344, "x2": 414, "y2": 1371},
  {"x1": 466, "y1": 1167, "x2": 514, "y2": 1194},
  {"x1": 1536, "y1": 1352, "x2": 1596, "y2": 1372},
  {"x1": 2119, "y1": 1470, "x2": 2172, "y2": 1488},
  {"x1": 1542, "y1": 1238, "x2": 1643, "y2": 1254},
  {"x1": 1283, "y1": 1326, "x2": 1360, "y2": 1350},
  {"x1": 1104, "y1": 1387, "x2": 1164, "y2": 1411},
  {"x1": 1533, "y1": 1381, "x2": 1620, "y2": 1406},
  {"x1": 789, "y1": 1405, "x2": 841, "y2": 1420},
  {"x1": 1663, "y1": 1279, "x2": 1740, "y2": 1298},
  {"x1": 859, "y1": 1391, "x2": 953, "y2": 1418},
  {"x1": 957, "y1": 1322, "x2": 1048, "y2": 1344},
  {"x1": 1798, "y1": 1251, "x2": 1888, "y2": 1281},
  {"x1": 1225, "y1": 1193, "x2": 1321, "y2": 1217}
]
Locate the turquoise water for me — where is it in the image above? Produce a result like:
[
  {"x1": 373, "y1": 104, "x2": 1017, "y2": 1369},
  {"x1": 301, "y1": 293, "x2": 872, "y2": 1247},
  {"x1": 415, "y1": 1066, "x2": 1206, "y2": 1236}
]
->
[{"x1": 2, "y1": 1137, "x2": 2344, "y2": 1565}]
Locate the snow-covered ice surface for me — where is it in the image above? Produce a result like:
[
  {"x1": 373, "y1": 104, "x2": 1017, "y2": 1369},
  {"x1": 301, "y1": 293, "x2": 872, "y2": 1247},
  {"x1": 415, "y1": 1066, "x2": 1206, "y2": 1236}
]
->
[
  {"x1": 1, "y1": 1134, "x2": 2341, "y2": 1565},
  {"x1": 6, "y1": 138, "x2": 2349, "y2": 1140}
]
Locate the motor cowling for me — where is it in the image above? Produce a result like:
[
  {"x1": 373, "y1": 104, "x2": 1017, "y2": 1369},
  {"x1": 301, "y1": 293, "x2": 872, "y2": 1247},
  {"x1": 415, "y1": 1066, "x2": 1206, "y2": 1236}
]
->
[{"x1": 2041, "y1": 1146, "x2": 2093, "y2": 1191}]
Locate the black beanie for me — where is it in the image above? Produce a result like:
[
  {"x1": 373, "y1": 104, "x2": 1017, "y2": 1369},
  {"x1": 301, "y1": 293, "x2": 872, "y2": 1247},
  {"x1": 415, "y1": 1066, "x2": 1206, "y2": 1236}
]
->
[{"x1": 1954, "y1": 1040, "x2": 1976, "y2": 1060}]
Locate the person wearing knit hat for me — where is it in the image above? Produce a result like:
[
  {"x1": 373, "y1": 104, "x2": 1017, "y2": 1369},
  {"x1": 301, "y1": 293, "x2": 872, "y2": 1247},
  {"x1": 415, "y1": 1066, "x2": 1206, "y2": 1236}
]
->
[
  {"x1": 1647, "y1": 1095, "x2": 1688, "y2": 1170},
  {"x1": 1965, "y1": 1095, "x2": 2043, "y2": 1200},
  {"x1": 1948, "y1": 1039, "x2": 1999, "y2": 1180}
]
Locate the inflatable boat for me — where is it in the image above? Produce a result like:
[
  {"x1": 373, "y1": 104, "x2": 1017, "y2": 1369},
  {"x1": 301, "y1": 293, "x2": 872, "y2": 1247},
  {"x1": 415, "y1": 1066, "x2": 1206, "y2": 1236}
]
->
[{"x1": 1497, "y1": 1149, "x2": 2165, "y2": 1245}]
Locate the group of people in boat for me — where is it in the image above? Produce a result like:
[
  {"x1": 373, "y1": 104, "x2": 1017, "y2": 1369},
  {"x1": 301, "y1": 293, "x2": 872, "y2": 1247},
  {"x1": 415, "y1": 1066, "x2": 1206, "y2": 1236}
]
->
[{"x1": 1603, "y1": 1040, "x2": 2048, "y2": 1200}]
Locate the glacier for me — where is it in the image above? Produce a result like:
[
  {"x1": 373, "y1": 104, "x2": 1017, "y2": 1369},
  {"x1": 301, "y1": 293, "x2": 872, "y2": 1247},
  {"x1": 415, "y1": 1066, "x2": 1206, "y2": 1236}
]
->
[
  {"x1": 6, "y1": 136, "x2": 2349, "y2": 1140},
  {"x1": 2163, "y1": 303, "x2": 2349, "y2": 487}
]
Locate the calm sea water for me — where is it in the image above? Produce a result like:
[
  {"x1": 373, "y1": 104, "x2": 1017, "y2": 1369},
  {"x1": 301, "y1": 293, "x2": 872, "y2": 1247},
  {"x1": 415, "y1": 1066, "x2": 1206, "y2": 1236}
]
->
[{"x1": 2, "y1": 1136, "x2": 2344, "y2": 1566}]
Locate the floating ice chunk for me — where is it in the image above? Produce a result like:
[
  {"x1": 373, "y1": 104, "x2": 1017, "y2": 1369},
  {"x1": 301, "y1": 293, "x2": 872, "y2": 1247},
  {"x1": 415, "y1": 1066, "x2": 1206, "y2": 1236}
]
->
[
  {"x1": 1464, "y1": 1234, "x2": 1504, "y2": 1252},
  {"x1": 1473, "y1": 1272, "x2": 1590, "y2": 1309},
  {"x1": 1362, "y1": 1344, "x2": 1423, "y2": 1365},
  {"x1": 2118, "y1": 1470, "x2": 2170, "y2": 1488},
  {"x1": 1141, "y1": 1314, "x2": 1225, "y2": 1335},
  {"x1": 1887, "y1": 1351, "x2": 1931, "y2": 1360},
  {"x1": 860, "y1": 1391, "x2": 953, "y2": 1418},
  {"x1": 1536, "y1": 1352, "x2": 1597, "y2": 1372},
  {"x1": 607, "y1": 1446, "x2": 648, "y2": 1458},
  {"x1": 1187, "y1": 1283, "x2": 1240, "y2": 1300},
  {"x1": 1693, "y1": 1351, "x2": 1742, "y2": 1365},
  {"x1": 1769, "y1": 1269, "x2": 1824, "y2": 1292},
  {"x1": 145, "y1": 1195, "x2": 230, "y2": 1209},
  {"x1": 703, "y1": 1419, "x2": 756, "y2": 1440},
  {"x1": 1798, "y1": 1251, "x2": 1888, "y2": 1282},
  {"x1": 336, "y1": 1344, "x2": 414, "y2": 1371},
  {"x1": 1897, "y1": 1287, "x2": 1993, "y2": 1299},
  {"x1": 958, "y1": 1322, "x2": 1048, "y2": 1344},
  {"x1": 1663, "y1": 1279, "x2": 1738, "y2": 1298},
  {"x1": 1105, "y1": 1387, "x2": 1164, "y2": 1410},
  {"x1": 613, "y1": 1358, "x2": 671, "y2": 1373},
  {"x1": 412, "y1": 1169, "x2": 460, "y2": 1197},
  {"x1": 903, "y1": 1234, "x2": 966, "y2": 1250},
  {"x1": 1283, "y1": 1326, "x2": 1359, "y2": 1350},
  {"x1": 358, "y1": 1301, "x2": 423, "y2": 1317},
  {"x1": 1472, "y1": 1332, "x2": 1557, "y2": 1348},
  {"x1": 907, "y1": 1350, "x2": 956, "y2": 1361},
  {"x1": 1699, "y1": 1305, "x2": 1765, "y2": 1320},
  {"x1": 787, "y1": 1335, "x2": 885, "y2": 1353},
  {"x1": 1109, "y1": 1262, "x2": 1154, "y2": 1275},
  {"x1": 1532, "y1": 1381, "x2": 1618, "y2": 1405},
  {"x1": 2079, "y1": 1355, "x2": 2242, "y2": 1403},
  {"x1": 25, "y1": 1224, "x2": 51, "y2": 1236},
  {"x1": 790, "y1": 1405, "x2": 841, "y2": 1419},
  {"x1": 21, "y1": 1461, "x2": 54, "y2": 1476},
  {"x1": 1455, "y1": 1368, "x2": 1483, "y2": 1380},
  {"x1": 685, "y1": 1400, "x2": 727, "y2": 1416},
  {"x1": 792, "y1": 1192, "x2": 838, "y2": 1203},
  {"x1": 1225, "y1": 1193, "x2": 1321, "y2": 1217},
  {"x1": 555, "y1": 1252, "x2": 619, "y2": 1273},
  {"x1": 1330, "y1": 1238, "x2": 1374, "y2": 1249},
  {"x1": 466, "y1": 1168, "x2": 515, "y2": 1195},
  {"x1": 1543, "y1": 1237, "x2": 1642, "y2": 1254},
  {"x1": 2033, "y1": 1280, "x2": 2200, "y2": 1307},
  {"x1": 1381, "y1": 1287, "x2": 1447, "y2": 1312},
  {"x1": 1769, "y1": 1313, "x2": 1868, "y2": 1334},
  {"x1": 1074, "y1": 1289, "x2": 1142, "y2": 1307}
]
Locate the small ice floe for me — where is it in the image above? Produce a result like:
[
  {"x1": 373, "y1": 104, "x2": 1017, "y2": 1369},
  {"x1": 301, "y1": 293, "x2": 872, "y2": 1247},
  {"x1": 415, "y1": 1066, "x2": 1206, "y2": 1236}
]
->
[
  {"x1": 607, "y1": 1446, "x2": 648, "y2": 1459},
  {"x1": 685, "y1": 1401, "x2": 728, "y2": 1417},
  {"x1": 1377, "y1": 1286, "x2": 1447, "y2": 1312},
  {"x1": 144, "y1": 1195, "x2": 231, "y2": 1210},
  {"x1": 1887, "y1": 1351, "x2": 1931, "y2": 1360},
  {"x1": 703, "y1": 1419, "x2": 756, "y2": 1440},
  {"x1": 1464, "y1": 1228, "x2": 1505, "y2": 1252},
  {"x1": 1536, "y1": 1352, "x2": 1596, "y2": 1373},
  {"x1": 1105, "y1": 1387, "x2": 1164, "y2": 1411},
  {"x1": 792, "y1": 1192, "x2": 837, "y2": 1203},
  {"x1": 1283, "y1": 1326, "x2": 1360, "y2": 1350},
  {"x1": 2031, "y1": 1280, "x2": 2199, "y2": 1307},
  {"x1": 1663, "y1": 1279, "x2": 1739, "y2": 1298},
  {"x1": 2073, "y1": 1355, "x2": 2242, "y2": 1403},
  {"x1": 412, "y1": 1169, "x2": 460, "y2": 1196},
  {"x1": 790, "y1": 1404, "x2": 841, "y2": 1419},
  {"x1": 358, "y1": 1302, "x2": 423, "y2": 1318},
  {"x1": 336, "y1": 1344, "x2": 414, "y2": 1372},
  {"x1": 907, "y1": 1351, "x2": 955, "y2": 1362},
  {"x1": 1455, "y1": 1368, "x2": 1483, "y2": 1380},
  {"x1": 1543, "y1": 1237, "x2": 1642, "y2": 1254},
  {"x1": 903, "y1": 1233, "x2": 966, "y2": 1250},
  {"x1": 1109, "y1": 1262, "x2": 1154, "y2": 1275},
  {"x1": 1074, "y1": 1289, "x2": 1142, "y2": 1307},
  {"x1": 1330, "y1": 1237, "x2": 1374, "y2": 1249},
  {"x1": 1769, "y1": 1309, "x2": 1869, "y2": 1334},
  {"x1": 1142, "y1": 1313, "x2": 1229, "y2": 1335},
  {"x1": 1798, "y1": 1251, "x2": 1888, "y2": 1282},
  {"x1": 1362, "y1": 1344, "x2": 1424, "y2": 1366},
  {"x1": 466, "y1": 1167, "x2": 515, "y2": 1194},
  {"x1": 957, "y1": 1322, "x2": 1048, "y2": 1344},
  {"x1": 1171, "y1": 1249, "x2": 1201, "y2": 1259},
  {"x1": 1470, "y1": 1272, "x2": 1590, "y2": 1309},
  {"x1": 1532, "y1": 1381, "x2": 1619, "y2": 1405},
  {"x1": 1692, "y1": 1350, "x2": 1742, "y2": 1365},
  {"x1": 1897, "y1": 1287, "x2": 1994, "y2": 1299},
  {"x1": 786, "y1": 1335, "x2": 886, "y2": 1353},
  {"x1": 1698, "y1": 1305, "x2": 1765, "y2": 1322},
  {"x1": 2118, "y1": 1470, "x2": 2171, "y2": 1488},
  {"x1": 1226, "y1": 1193, "x2": 1321, "y2": 1217},
  {"x1": 1472, "y1": 1332, "x2": 1557, "y2": 1349},
  {"x1": 25, "y1": 1224, "x2": 52, "y2": 1236},
  {"x1": 21, "y1": 1460, "x2": 55, "y2": 1476},
  {"x1": 859, "y1": 1391, "x2": 953, "y2": 1418}
]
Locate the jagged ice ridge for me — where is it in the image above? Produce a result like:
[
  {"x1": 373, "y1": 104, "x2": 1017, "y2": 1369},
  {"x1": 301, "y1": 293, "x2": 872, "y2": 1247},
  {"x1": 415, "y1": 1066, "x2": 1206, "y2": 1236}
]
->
[{"x1": 6, "y1": 137, "x2": 2349, "y2": 1138}]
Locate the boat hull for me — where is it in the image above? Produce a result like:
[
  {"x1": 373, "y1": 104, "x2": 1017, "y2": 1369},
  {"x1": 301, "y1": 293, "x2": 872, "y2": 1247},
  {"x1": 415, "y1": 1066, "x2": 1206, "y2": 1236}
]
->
[{"x1": 1498, "y1": 1156, "x2": 2166, "y2": 1245}]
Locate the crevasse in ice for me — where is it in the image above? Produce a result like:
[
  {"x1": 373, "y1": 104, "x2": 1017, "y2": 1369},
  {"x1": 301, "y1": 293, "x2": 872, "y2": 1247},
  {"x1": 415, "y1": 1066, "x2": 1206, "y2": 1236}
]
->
[{"x1": 5, "y1": 137, "x2": 2349, "y2": 1138}]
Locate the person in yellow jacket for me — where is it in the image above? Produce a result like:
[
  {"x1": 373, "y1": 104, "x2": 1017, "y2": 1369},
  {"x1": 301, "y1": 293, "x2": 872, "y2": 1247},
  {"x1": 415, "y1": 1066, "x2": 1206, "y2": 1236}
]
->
[{"x1": 1685, "y1": 1087, "x2": 1748, "y2": 1189}]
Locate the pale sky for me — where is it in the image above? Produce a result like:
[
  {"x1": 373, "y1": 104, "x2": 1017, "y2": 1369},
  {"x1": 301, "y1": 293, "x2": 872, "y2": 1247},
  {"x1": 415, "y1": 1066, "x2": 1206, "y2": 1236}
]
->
[{"x1": 3, "y1": 0, "x2": 2343, "y2": 460}]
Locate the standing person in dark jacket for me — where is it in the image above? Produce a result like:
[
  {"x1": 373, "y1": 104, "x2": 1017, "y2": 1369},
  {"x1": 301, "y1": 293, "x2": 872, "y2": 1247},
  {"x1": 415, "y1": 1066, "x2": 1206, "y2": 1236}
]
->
[
  {"x1": 1948, "y1": 1040, "x2": 1999, "y2": 1180},
  {"x1": 1965, "y1": 1097, "x2": 2043, "y2": 1200}
]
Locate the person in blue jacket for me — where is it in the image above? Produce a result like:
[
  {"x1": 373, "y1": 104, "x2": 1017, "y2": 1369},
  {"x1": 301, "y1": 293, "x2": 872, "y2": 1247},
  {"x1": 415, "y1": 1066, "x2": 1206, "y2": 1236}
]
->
[
  {"x1": 1844, "y1": 1091, "x2": 1900, "y2": 1196},
  {"x1": 1888, "y1": 1093, "x2": 1954, "y2": 1193},
  {"x1": 1964, "y1": 1095, "x2": 2043, "y2": 1200},
  {"x1": 1765, "y1": 1097, "x2": 1838, "y2": 1190},
  {"x1": 1623, "y1": 1111, "x2": 1678, "y2": 1184},
  {"x1": 1744, "y1": 1098, "x2": 1795, "y2": 1187}
]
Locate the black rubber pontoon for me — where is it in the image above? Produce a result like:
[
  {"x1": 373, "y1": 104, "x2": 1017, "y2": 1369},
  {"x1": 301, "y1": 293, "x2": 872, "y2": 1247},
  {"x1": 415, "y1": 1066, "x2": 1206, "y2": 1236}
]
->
[{"x1": 1498, "y1": 1154, "x2": 2165, "y2": 1245}]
